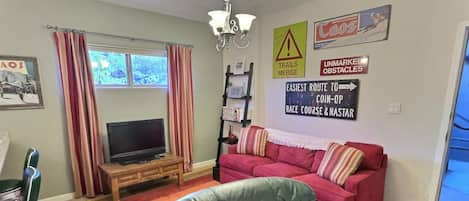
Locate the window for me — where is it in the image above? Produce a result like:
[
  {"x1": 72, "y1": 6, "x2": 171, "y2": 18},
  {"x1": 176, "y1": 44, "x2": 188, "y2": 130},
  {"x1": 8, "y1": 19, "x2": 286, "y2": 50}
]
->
[
  {"x1": 131, "y1": 54, "x2": 168, "y2": 86},
  {"x1": 89, "y1": 49, "x2": 167, "y2": 87},
  {"x1": 89, "y1": 51, "x2": 128, "y2": 86}
]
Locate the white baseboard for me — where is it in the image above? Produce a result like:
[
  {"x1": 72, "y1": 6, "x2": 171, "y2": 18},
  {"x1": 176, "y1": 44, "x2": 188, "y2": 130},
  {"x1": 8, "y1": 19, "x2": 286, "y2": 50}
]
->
[
  {"x1": 39, "y1": 193, "x2": 74, "y2": 201},
  {"x1": 192, "y1": 159, "x2": 216, "y2": 169}
]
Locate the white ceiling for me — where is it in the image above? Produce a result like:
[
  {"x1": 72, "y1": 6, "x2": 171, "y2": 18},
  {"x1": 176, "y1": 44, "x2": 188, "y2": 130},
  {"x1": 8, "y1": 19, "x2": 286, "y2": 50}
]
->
[{"x1": 98, "y1": 0, "x2": 269, "y2": 22}]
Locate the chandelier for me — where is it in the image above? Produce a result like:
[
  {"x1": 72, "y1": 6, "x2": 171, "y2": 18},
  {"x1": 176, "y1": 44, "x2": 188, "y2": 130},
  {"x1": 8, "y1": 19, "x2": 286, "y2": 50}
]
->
[{"x1": 208, "y1": 0, "x2": 256, "y2": 51}]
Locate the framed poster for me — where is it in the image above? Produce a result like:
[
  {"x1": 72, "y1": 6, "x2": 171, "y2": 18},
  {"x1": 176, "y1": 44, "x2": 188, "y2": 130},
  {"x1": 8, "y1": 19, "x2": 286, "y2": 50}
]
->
[
  {"x1": 0, "y1": 56, "x2": 44, "y2": 110},
  {"x1": 285, "y1": 79, "x2": 360, "y2": 120},
  {"x1": 314, "y1": 5, "x2": 392, "y2": 49},
  {"x1": 273, "y1": 21, "x2": 307, "y2": 78}
]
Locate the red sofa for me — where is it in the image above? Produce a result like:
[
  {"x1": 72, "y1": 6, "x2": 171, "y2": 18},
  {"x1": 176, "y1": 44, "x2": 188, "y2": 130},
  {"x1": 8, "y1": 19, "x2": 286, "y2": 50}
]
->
[{"x1": 219, "y1": 141, "x2": 387, "y2": 201}]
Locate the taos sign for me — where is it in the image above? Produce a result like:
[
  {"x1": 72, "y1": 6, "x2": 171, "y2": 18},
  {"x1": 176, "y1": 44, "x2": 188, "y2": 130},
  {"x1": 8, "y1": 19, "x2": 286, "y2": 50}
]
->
[
  {"x1": 313, "y1": 5, "x2": 392, "y2": 49},
  {"x1": 315, "y1": 15, "x2": 359, "y2": 43},
  {"x1": 320, "y1": 56, "x2": 369, "y2": 76},
  {"x1": 0, "y1": 60, "x2": 28, "y2": 74}
]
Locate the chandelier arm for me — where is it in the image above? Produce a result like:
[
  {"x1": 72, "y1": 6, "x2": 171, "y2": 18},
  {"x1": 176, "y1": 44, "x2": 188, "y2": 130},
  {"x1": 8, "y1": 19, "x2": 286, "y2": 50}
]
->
[
  {"x1": 216, "y1": 36, "x2": 227, "y2": 52},
  {"x1": 223, "y1": 0, "x2": 232, "y2": 33},
  {"x1": 221, "y1": 36, "x2": 227, "y2": 48},
  {"x1": 229, "y1": 19, "x2": 239, "y2": 33}
]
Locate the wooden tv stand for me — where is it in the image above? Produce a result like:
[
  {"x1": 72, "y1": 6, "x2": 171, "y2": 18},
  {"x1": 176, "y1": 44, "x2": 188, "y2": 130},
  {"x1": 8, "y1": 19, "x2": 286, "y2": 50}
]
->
[{"x1": 100, "y1": 155, "x2": 184, "y2": 201}]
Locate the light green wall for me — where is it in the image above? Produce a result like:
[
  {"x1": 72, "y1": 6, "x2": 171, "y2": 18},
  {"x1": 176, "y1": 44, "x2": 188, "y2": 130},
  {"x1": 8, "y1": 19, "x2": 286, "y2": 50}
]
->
[
  {"x1": 95, "y1": 88, "x2": 170, "y2": 162},
  {"x1": 0, "y1": 0, "x2": 222, "y2": 198}
]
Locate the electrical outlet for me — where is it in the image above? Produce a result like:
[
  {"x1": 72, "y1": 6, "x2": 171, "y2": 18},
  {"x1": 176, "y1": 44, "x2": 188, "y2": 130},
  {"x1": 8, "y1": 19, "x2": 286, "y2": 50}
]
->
[{"x1": 388, "y1": 103, "x2": 401, "y2": 114}]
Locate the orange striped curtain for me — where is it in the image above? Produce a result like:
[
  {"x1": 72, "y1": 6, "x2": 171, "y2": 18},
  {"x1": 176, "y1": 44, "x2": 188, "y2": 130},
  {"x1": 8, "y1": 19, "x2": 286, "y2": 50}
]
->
[
  {"x1": 53, "y1": 32, "x2": 104, "y2": 198},
  {"x1": 167, "y1": 45, "x2": 194, "y2": 172}
]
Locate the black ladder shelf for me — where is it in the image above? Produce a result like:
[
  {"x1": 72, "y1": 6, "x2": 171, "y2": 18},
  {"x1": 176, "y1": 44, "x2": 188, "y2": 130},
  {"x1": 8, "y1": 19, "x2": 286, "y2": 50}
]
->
[{"x1": 213, "y1": 62, "x2": 254, "y2": 181}]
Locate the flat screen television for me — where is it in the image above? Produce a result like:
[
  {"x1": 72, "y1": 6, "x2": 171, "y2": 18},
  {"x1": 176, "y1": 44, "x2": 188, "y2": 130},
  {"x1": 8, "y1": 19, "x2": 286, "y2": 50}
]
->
[{"x1": 107, "y1": 119, "x2": 166, "y2": 164}]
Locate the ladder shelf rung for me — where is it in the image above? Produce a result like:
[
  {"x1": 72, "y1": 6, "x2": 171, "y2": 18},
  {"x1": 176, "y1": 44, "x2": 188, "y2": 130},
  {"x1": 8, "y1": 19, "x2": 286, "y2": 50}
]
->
[
  {"x1": 222, "y1": 95, "x2": 252, "y2": 100},
  {"x1": 226, "y1": 72, "x2": 251, "y2": 77}
]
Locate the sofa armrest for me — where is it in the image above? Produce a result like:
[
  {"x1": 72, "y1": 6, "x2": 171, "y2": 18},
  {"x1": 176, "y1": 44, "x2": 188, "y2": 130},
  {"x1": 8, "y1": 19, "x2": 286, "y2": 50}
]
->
[
  {"x1": 344, "y1": 169, "x2": 386, "y2": 201},
  {"x1": 228, "y1": 144, "x2": 237, "y2": 154}
]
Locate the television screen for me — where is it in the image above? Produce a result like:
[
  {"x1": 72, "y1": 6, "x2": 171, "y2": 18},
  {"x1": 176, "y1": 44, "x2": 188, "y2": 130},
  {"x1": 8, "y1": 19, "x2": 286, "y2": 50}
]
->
[{"x1": 107, "y1": 119, "x2": 165, "y2": 163}]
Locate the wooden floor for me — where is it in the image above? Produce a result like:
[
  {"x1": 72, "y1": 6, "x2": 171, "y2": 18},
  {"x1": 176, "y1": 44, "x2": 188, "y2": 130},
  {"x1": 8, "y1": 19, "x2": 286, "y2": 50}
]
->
[{"x1": 70, "y1": 164, "x2": 213, "y2": 201}]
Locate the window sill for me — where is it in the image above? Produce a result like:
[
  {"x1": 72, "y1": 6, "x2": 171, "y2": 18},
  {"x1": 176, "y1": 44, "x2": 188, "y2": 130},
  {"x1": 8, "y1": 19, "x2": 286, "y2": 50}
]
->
[{"x1": 95, "y1": 86, "x2": 168, "y2": 90}]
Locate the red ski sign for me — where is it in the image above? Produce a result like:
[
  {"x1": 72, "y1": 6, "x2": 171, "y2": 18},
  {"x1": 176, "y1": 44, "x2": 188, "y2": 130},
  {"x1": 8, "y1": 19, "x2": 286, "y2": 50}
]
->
[
  {"x1": 315, "y1": 15, "x2": 359, "y2": 43},
  {"x1": 313, "y1": 5, "x2": 392, "y2": 49}
]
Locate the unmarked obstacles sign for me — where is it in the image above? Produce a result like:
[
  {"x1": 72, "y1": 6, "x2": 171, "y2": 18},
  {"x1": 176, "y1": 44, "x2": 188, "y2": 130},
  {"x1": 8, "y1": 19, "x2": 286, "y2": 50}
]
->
[{"x1": 285, "y1": 79, "x2": 360, "y2": 120}]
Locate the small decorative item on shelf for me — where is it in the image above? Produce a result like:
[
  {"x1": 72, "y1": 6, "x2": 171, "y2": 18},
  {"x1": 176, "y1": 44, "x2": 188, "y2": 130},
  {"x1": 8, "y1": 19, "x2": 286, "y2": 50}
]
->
[
  {"x1": 235, "y1": 108, "x2": 245, "y2": 122},
  {"x1": 232, "y1": 57, "x2": 246, "y2": 75},
  {"x1": 226, "y1": 126, "x2": 238, "y2": 144},
  {"x1": 222, "y1": 106, "x2": 246, "y2": 122},
  {"x1": 222, "y1": 106, "x2": 238, "y2": 121},
  {"x1": 227, "y1": 86, "x2": 244, "y2": 98}
]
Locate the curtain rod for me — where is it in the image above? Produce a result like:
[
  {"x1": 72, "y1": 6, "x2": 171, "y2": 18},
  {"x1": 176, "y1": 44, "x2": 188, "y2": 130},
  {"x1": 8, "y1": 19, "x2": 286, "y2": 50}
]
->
[{"x1": 45, "y1": 24, "x2": 194, "y2": 48}]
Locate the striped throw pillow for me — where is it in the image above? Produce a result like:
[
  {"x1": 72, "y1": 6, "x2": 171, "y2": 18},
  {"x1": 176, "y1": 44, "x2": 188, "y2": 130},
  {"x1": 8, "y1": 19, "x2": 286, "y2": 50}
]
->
[
  {"x1": 237, "y1": 126, "x2": 268, "y2": 157},
  {"x1": 317, "y1": 142, "x2": 364, "y2": 185}
]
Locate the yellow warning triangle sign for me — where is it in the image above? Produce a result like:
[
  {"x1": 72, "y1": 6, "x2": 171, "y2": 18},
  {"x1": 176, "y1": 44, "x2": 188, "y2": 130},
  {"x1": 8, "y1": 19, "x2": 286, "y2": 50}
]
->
[{"x1": 276, "y1": 29, "x2": 303, "y2": 61}]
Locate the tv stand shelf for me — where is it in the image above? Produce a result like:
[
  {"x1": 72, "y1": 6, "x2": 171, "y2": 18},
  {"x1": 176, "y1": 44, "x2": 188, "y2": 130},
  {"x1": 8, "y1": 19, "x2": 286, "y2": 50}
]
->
[{"x1": 100, "y1": 155, "x2": 184, "y2": 201}]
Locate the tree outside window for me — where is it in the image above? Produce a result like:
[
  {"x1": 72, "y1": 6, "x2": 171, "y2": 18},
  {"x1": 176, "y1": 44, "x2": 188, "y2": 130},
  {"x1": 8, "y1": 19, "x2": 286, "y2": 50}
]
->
[{"x1": 89, "y1": 50, "x2": 167, "y2": 87}]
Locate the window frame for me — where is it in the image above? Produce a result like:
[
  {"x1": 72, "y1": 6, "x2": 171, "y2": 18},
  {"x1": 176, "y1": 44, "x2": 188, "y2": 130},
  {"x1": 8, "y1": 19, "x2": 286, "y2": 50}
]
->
[{"x1": 88, "y1": 44, "x2": 168, "y2": 89}]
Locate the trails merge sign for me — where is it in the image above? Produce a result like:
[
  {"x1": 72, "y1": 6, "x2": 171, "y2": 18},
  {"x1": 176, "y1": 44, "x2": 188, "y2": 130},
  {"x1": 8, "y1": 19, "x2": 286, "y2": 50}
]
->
[
  {"x1": 285, "y1": 79, "x2": 360, "y2": 120},
  {"x1": 273, "y1": 21, "x2": 307, "y2": 78}
]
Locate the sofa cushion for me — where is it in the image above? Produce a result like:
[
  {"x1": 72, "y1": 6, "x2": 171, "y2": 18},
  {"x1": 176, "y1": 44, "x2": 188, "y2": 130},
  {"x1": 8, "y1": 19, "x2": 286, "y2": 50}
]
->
[
  {"x1": 265, "y1": 142, "x2": 280, "y2": 160},
  {"x1": 253, "y1": 162, "x2": 309, "y2": 178},
  {"x1": 317, "y1": 143, "x2": 364, "y2": 185},
  {"x1": 293, "y1": 174, "x2": 355, "y2": 201},
  {"x1": 311, "y1": 150, "x2": 325, "y2": 173},
  {"x1": 237, "y1": 126, "x2": 268, "y2": 157},
  {"x1": 277, "y1": 145, "x2": 315, "y2": 170},
  {"x1": 220, "y1": 154, "x2": 274, "y2": 175},
  {"x1": 345, "y1": 142, "x2": 384, "y2": 170},
  {"x1": 220, "y1": 167, "x2": 254, "y2": 183}
]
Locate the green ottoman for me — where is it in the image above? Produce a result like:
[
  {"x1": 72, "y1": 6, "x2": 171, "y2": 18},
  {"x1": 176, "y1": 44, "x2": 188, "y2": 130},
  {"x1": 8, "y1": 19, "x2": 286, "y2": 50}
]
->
[{"x1": 178, "y1": 177, "x2": 316, "y2": 201}]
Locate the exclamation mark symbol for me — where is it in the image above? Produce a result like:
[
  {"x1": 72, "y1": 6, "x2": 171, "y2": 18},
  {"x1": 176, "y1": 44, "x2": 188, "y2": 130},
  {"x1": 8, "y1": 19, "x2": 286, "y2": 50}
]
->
[{"x1": 287, "y1": 37, "x2": 291, "y2": 56}]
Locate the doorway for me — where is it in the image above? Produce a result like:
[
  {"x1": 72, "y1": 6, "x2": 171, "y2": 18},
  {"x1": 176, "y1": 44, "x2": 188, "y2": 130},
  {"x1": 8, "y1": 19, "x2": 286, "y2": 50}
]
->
[{"x1": 439, "y1": 29, "x2": 469, "y2": 201}]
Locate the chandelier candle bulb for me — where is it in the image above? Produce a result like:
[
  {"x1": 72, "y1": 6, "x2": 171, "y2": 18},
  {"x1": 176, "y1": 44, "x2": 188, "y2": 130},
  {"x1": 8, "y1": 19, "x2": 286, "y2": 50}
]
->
[
  {"x1": 208, "y1": 10, "x2": 229, "y2": 30},
  {"x1": 209, "y1": 20, "x2": 220, "y2": 36},
  {"x1": 235, "y1": 14, "x2": 256, "y2": 33}
]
